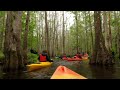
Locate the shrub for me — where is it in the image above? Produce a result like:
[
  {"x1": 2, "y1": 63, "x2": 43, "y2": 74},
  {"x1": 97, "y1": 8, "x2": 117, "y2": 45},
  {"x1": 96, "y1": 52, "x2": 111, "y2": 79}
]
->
[
  {"x1": 27, "y1": 53, "x2": 39, "y2": 64},
  {"x1": 115, "y1": 54, "x2": 120, "y2": 60},
  {"x1": 0, "y1": 51, "x2": 5, "y2": 61}
]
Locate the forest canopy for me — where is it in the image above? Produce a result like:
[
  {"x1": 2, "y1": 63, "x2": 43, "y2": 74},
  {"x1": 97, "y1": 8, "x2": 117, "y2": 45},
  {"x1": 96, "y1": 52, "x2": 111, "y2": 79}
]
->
[{"x1": 0, "y1": 11, "x2": 119, "y2": 71}]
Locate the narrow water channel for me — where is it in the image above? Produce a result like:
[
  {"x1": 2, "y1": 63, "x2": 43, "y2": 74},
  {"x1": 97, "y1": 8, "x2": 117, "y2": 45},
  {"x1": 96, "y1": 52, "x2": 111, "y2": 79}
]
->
[{"x1": 0, "y1": 59, "x2": 120, "y2": 79}]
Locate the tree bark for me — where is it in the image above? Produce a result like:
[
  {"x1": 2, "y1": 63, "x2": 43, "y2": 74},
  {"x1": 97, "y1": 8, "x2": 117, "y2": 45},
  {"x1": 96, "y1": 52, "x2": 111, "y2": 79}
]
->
[
  {"x1": 103, "y1": 11, "x2": 108, "y2": 49},
  {"x1": 89, "y1": 11, "x2": 114, "y2": 66},
  {"x1": 114, "y1": 11, "x2": 118, "y2": 54},
  {"x1": 103, "y1": 11, "x2": 111, "y2": 51},
  {"x1": 23, "y1": 11, "x2": 30, "y2": 65},
  {"x1": 3, "y1": 11, "x2": 24, "y2": 72},
  {"x1": 55, "y1": 20, "x2": 59, "y2": 56},
  {"x1": 108, "y1": 12, "x2": 112, "y2": 50},
  {"x1": 117, "y1": 12, "x2": 120, "y2": 59},
  {"x1": 62, "y1": 11, "x2": 65, "y2": 54},
  {"x1": 45, "y1": 11, "x2": 50, "y2": 55}
]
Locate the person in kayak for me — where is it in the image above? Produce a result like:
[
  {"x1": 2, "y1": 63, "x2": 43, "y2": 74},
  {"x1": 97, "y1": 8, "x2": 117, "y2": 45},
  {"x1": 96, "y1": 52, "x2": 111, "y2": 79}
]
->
[
  {"x1": 62, "y1": 53, "x2": 68, "y2": 60},
  {"x1": 62, "y1": 53, "x2": 67, "y2": 58},
  {"x1": 79, "y1": 52, "x2": 83, "y2": 59},
  {"x1": 38, "y1": 50, "x2": 53, "y2": 62},
  {"x1": 75, "y1": 53, "x2": 79, "y2": 58},
  {"x1": 74, "y1": 52, "x2": 82, "y2": 59}
]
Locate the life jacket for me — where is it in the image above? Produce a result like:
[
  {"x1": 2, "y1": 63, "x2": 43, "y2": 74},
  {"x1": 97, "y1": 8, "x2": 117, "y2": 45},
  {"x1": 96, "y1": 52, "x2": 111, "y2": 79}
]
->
[
  {"x1": 63, "y1": 55, "x2": 67, "y2": 58},
  {"x1": 39, "y1": 54, "x2": 47, "y2": 62},
  {"x1": 78, "y1": 54, "x2": 82, "y2": 59},
  {"x1": 74, "y1": 56, "x2": 77, "y2": 58}
]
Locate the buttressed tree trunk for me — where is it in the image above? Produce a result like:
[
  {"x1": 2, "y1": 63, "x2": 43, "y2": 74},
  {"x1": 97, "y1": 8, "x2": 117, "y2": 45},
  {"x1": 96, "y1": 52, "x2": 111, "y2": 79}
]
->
[
  {"x1": 103, "y1": 11, "x2": 109, "y2": 51},
  {"x1": 103, "y1": 11, "x2": 112, "y2": 52},
  {"x1": 3, "y1": 11, "x2": 24, "y2": 72},
  {"x1": 108, "y1": 12, "x2": 112, "y2": 50},
  {"x1": 89, "y1": 11, "x2": 114, "y2": 66}
]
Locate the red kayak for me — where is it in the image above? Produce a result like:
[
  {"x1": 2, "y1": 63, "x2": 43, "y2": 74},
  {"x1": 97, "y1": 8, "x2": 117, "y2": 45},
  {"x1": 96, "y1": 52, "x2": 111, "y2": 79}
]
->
[
  {"x1": 62, "y1": 57, "x2": 82, "y2": 61},
  {"x1": 67, "y1": 57, "x2": 82, "y2": 61},
  {"x1": 62, "y1": 57, "x2": 68, "y2": 60},
  {"x1": 51, "y1": 65, "x2": 87, "y2": 79}
]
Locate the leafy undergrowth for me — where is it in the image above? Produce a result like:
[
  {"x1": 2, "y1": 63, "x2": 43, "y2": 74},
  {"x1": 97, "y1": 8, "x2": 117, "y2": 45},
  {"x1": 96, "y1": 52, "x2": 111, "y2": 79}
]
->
[
  {"x1": 27, "y1": 53, "x2": 39, "y2": 64},
  {"x1": 0, "y1": 51, "x2": 4, "y2": 63}
]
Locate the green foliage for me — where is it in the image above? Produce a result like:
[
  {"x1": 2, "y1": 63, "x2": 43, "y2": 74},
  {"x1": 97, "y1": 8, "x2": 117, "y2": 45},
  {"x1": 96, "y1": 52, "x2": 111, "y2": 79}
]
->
[
  {"x1": 0, "y1": 51, "x2": 5, "y2": 61},
  {"x1": 29, "y1": 12, "x2": 36, "y2": 32},
  {"x1": 22, "y1": 11, "x2": 27, "y2": 29},
  {"x1": 0, "y1": 11, "x2": 5, "y2": 18},
  {"x1": 114, "y1": 54, "x2": 120, "y2": 60},
  {"x1": 28, "y1": 12, "x2": 37, "y2": 49},
  {"x1": 27, "y1": 53, "x2": 39, "y2": 64},
  {"x1": 0, "y1": 11, "x2": 5, "y2": 32},
  {"x1": 21, "y1": 11, "x2": 37, "y2": 49}
]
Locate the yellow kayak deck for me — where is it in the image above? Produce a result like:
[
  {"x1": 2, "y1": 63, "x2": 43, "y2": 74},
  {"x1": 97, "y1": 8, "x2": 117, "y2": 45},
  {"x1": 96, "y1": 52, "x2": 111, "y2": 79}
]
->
[{"x1": 26, "y1": 62, "x2": 53, "y2": 72}]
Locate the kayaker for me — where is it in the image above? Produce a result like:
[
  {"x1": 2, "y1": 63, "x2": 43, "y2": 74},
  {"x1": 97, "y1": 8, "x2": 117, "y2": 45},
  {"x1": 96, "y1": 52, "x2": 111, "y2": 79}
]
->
[
  {"x1": 79, "y1": 53, "x2": 83, "y2": 59},
  {"x1": 75, "y1": 53, "x2": 79, "y2": 58},
  {"x1": 84, "y1": 52, "x2": 89, "y2": 57},
  {"x1": 38, "y1": 50, "x2": 53, "y2": 62},
  {"x1": 74, "y1": 52, "x2": 82, "y2": 59},
  {"x1": 62, "y1": 53, "x2": 68, "y2": 60},
  {"x1": 62, "y1": 53, "x2": 67, "y2": 58}
]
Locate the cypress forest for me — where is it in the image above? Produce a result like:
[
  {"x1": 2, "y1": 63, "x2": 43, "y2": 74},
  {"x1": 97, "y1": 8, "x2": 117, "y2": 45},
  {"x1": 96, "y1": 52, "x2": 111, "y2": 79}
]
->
[{"x1": 0, "y1": 11, "x2": 120, "y2": 79}]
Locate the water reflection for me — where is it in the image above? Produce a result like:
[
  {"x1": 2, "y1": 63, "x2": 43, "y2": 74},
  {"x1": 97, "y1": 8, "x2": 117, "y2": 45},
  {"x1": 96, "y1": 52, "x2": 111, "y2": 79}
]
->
[
  {"x1": 0, "y1": 59, "x2": 120, "y2": 79},
  {"x1": 2, "y1": 71, "x2": 28, "y2": 79},
  {"x1": 89, "y1": 65, "x2": 116, "y2": 79}
]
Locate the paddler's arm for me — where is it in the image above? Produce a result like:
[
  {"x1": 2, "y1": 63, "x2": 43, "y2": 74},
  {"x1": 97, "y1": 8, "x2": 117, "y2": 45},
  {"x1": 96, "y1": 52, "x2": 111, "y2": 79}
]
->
[
  {"x1": 46, "y1": 55, "x2": 53, "y2": 62},
  {"x1": 46, "y1": 55, "x2": 50, "y2": 61}
]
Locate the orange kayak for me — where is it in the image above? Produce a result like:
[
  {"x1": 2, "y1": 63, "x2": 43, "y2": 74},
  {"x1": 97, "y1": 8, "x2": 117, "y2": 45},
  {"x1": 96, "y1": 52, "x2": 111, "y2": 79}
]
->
[
  {"x1": 82, "y1": 57, "x2": 88, "y2": 60},
  {"x1": 51, "y1": 65, "x2": 87, "y2": 79}
]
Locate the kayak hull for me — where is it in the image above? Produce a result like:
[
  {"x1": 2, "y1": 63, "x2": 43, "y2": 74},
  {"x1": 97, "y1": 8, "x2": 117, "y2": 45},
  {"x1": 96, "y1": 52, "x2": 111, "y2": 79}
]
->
[
  {"x1": 82, "y1": 57, "x2": 88, "y2": 60},
  {"x1": 26, "y1": 62, "x2": 53, "y2": 72},
  {"x1": 51, "y1": 65, "x2": 87, "y2": 79},
  {"x1": 67, "y1": 57, "x2": 82, "y2": 61},
  {"x1": 63, "y1": 57, "x2": 82, "y2": 61}
]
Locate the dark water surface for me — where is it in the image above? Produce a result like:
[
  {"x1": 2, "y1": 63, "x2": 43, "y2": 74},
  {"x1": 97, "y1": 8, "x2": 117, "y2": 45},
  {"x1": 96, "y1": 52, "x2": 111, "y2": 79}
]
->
[{"x1": 0, "y1": 59, "x2": 120, "y2": 79}]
